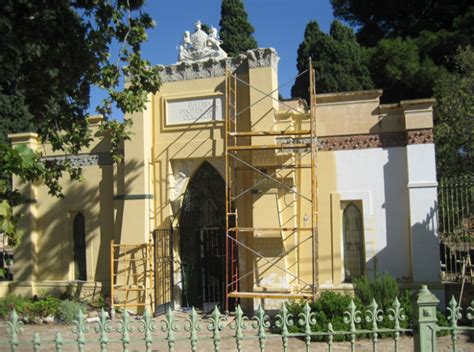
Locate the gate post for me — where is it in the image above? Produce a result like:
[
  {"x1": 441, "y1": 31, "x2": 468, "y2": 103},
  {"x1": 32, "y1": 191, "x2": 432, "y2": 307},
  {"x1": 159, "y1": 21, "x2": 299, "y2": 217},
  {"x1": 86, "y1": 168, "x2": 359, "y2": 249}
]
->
[{"x1": 413, "y1": 285, "x2": 439, "y2": 352}]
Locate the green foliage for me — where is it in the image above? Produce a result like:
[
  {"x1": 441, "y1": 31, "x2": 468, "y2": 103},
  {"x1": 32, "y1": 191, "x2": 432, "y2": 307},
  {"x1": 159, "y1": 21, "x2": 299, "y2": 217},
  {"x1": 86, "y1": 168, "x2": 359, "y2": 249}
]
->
[
  {"x1": 367, "y1": 37, "x2": 448, "y2": 102},
  {"x1": 284, "y1": 292, "x2": 359, "y2": 341},
  {"x1": 353, "y1": 273, "x2": 399, "y2": 310},
  {"x1": 0, "y1": 0, "x2": 161, "y2": 243},
  {"x1": 433, "y1": 46, "x2": 474, "y2": 178},
  {"x1": 331, "y1": 0, "x2": 473, "y2": 102},
  {"x1": 0, "y1": 294, "x2": 88, "y2": 323},
  {"x1": 0, "y1": 294, "x2": 30, "y2": 318},
  {"x1": 219, "y1": 0, "x2": 258, "y2": 56},
  {"x1": 56, "y1": 300, "x2": 87, "y2": 323},
  {"x1": 283, "y1": 290, "x2": 413, "y2": 341},
  {"x1": 331, "y1": 0, "x2": 474, "y2": 50},
  {"x1": 291, "y1": 20, "x2": 374, "y2": 102},
  {"x1": 28, "y1": 296, "x2": 61, "y2": 318}
]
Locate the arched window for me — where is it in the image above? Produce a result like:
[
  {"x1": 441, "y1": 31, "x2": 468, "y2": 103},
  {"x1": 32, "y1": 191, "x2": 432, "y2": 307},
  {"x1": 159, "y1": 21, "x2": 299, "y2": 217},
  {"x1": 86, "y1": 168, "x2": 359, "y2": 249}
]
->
[
  {"x1": 343, "y1": 203, "x2": 365, "y2": 282},
  {"x1": 73, "y1": 213, "x2": 87, "y2": 281}
]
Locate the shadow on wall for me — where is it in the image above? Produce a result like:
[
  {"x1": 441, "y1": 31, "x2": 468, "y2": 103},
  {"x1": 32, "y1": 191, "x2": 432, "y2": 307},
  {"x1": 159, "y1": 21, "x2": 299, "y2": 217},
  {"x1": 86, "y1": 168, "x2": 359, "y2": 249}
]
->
[
  {"x1": 12, "y1": 139, "x2": 143, "y2": 300},
  {"x1": 364, "y1": 145, "x2": 439, "y2": 285},
  {"x1": 371, "y1": 146, "x2": 410, "y2": 280}
]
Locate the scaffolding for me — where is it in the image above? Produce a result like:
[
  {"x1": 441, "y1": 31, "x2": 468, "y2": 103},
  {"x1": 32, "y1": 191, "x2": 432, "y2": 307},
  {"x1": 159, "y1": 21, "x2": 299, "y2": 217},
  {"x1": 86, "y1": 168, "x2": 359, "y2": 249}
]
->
[{"x1": 224, "y1": 61, "x2": 318, "y2": 309}]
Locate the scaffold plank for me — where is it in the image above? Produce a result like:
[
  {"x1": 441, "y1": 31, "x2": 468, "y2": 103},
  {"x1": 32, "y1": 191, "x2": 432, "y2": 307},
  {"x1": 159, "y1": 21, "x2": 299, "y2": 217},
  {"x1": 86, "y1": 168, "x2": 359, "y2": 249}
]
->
[
  {"x1": 229, "y1": 130, "x2": 311, "y2": 137},
  {"x1": 228, "y1": 227, "x2": 312, "y2": 232},
  {"x1": 227, "y1": 291, "x2": 312, "y2": 299},
  {"x1": 227, "y1": 143, "x2": 310, "y2": 151}
]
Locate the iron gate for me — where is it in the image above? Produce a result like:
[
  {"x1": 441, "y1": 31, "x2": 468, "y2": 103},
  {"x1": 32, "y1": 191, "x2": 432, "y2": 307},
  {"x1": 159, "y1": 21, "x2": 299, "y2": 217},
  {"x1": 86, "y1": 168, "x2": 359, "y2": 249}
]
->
[
  {"x1": 200, "y1": 227, "x2": 226, "y2": 312},
  {"x1": 438, "y1": 176, "x2": 473, "y2": 281},
  {"x1": 153, "y1": 225, "x2": 174, "y2": 315}
]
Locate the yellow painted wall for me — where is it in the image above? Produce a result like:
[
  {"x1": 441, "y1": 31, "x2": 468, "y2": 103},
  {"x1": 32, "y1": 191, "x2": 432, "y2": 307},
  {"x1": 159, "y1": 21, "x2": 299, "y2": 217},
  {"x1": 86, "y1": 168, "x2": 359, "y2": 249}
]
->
[{"x1": 8, "y1": 120, "x2": 115, "y2": 300}]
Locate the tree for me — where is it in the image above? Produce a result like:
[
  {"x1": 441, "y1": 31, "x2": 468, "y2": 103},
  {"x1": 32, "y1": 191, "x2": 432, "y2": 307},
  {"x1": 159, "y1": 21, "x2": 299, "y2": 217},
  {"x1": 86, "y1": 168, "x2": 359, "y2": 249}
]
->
[
  {"x1": 433, "y1": 46, "x2": 474, "y2": 178},
  {"x1": 291, "y1": 20, "x2": 374, "y2": 102},
  {"x1": 330, "y1": 0, "x2": 473, "y2": 178},
  {"x1": 369, "y1": 37, "x2": 447, "y2": 103},
  {"x1": 219, "y1": 0, "x2": 258, "y2": 56},
  {"x1": 331, "y1": 0, "x2": 473, "y2": 49},
  {"x1": 0, "y1": 0, "x2": 160, "y2": 246},
  {"x1": 331, "y1": 0, "x2": 474, "y2": 103}
]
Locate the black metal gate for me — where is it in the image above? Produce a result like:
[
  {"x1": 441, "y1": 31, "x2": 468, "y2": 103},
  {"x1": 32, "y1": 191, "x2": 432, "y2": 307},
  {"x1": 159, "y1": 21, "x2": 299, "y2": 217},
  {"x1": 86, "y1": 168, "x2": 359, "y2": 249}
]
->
[
  {"x1": 200, "y1": 227, "x2": 226, "y2": 312},
  {"x1": 153, "y1": 226, "x2": 174, "y2": 315},
  {"x1": 179, "y1": 161, "x2": 226, "y2": 309}
]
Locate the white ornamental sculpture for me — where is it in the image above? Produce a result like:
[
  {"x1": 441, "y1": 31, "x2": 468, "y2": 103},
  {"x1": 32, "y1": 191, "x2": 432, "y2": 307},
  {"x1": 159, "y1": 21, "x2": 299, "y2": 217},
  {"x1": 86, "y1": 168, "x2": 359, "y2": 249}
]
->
[{"x1": 178, "y1": 20, "x2": 227, "y2": 63}]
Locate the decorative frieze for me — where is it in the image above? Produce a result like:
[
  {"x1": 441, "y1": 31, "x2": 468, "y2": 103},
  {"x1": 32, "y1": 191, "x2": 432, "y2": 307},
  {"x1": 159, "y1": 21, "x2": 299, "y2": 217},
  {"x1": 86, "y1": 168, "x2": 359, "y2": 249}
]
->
[
  {"x1": 318, "y1": 132, "x2": 406, "y2": 151},
  {"x1": 42, "y1": 152, "x2": 113, "y2": 167},
  {"x1": 318, "y1": 129, "x2": 434, "y2": 151},
  {"x1": 159, "y1": 48, "x2": 279, "y2": 84},
  {"x1": 407, "y1": 129, "x2": 434, "y2": 145}
]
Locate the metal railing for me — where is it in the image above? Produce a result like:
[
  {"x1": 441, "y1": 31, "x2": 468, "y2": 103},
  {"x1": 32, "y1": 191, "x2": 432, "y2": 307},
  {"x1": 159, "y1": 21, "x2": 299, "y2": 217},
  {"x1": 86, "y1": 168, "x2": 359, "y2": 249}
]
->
[{"x1": 1, "y1": 286, "x2": 473, "y2": 351}]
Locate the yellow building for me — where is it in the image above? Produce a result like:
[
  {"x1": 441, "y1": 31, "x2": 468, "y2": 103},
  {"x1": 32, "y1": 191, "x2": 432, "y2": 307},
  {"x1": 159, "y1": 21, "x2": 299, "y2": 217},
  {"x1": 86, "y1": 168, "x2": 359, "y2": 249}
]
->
[{"x1": 5, "y1": 39, "x2": 442, "y2": 312}]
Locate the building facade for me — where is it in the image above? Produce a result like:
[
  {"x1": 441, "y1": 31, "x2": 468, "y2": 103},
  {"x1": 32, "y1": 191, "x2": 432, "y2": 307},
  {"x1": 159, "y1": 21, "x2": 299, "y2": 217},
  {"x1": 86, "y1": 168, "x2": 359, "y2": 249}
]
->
[{"x1": 5, "y1": 47, "x2": 442, "y2": 311}]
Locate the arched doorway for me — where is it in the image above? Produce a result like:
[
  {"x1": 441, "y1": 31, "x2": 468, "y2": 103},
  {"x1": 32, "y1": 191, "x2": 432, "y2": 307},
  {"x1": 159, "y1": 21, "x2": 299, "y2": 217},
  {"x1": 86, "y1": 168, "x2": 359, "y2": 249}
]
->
[{"x1": 179, "y1": 161, "x2": 226, "y2": 309}]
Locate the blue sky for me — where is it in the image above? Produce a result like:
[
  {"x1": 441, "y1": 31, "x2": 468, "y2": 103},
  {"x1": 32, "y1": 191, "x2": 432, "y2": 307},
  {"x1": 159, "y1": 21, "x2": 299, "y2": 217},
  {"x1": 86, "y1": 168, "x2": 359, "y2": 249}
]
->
[{"x1": 89, "y1": 0, "x2": 335, "y2": 119}]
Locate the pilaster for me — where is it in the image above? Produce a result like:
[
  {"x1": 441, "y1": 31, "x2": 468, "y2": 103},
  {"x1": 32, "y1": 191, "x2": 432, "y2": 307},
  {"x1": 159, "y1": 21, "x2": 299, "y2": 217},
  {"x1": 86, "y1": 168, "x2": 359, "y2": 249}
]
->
[{"x1": 8, "y1": 133, "x2": 41, "y2": 294}]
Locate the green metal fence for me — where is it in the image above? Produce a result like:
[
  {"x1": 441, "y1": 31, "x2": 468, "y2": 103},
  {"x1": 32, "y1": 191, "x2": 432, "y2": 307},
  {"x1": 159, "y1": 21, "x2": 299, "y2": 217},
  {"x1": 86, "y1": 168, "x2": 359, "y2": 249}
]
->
[{"x1": 1, "y1": 286, "x2": 473, "y2": 351}]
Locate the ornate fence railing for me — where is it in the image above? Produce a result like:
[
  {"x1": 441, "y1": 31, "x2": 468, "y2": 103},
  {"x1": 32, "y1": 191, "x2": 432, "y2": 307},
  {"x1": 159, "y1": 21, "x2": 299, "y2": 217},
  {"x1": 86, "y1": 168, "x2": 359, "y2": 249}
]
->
[{"x1": 0, "y1": 286, "x2": 473, "y2": 351}]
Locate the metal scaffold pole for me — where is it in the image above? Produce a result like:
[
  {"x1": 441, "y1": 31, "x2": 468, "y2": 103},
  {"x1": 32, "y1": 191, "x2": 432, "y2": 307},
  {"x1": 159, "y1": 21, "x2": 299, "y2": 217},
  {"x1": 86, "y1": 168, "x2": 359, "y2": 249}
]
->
[{"x1": 309, "y1": 58, "x2": 319, "y2": 301}]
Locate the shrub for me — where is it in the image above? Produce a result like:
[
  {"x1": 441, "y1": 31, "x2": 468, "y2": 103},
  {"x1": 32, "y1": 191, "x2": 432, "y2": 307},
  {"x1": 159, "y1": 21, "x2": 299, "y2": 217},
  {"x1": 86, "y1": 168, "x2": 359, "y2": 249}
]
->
[
  {"x1": 281, "y1": 292, "x2": 363, "y2": 341},
  {"x1": 353, "y1": 273, "x2": 399, "y2": 310},
  {"x1": 29, "y1": 296, "x2": 61, "y2": 318},
  {"x1": 56, "y1": 300, "x2": 87, "y2": 323},
  {"x1": 0, "y1": 294, "x2": 30, "y2": 318}
]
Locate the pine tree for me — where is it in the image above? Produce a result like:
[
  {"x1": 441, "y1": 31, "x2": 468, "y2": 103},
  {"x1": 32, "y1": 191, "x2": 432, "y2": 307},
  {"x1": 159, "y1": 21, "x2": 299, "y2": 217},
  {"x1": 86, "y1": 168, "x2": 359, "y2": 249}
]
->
[
  {"x1": 291, "y1": 20, "x2": 374, "y2": 102},
  {"x1": 219, "y1": 0, "x2": 258, "y2": 56}
]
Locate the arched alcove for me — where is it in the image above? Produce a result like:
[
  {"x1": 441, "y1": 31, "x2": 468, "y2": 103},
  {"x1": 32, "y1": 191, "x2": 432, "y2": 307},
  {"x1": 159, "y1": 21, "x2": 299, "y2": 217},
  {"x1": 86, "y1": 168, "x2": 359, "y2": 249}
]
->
[
  {"x1": 343, "y1": 203, "x2": 365, "y2": 282},
  {"x1": 73, "y1": 212, "x2": 87, "y2": 281}
]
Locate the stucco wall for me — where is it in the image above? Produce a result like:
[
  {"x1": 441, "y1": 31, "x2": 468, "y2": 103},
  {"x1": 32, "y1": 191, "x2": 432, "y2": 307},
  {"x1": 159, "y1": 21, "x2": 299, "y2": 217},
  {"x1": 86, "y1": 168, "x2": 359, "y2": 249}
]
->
[{"x1": 334, "y1": 147, "x2": 411, "y2": 280}]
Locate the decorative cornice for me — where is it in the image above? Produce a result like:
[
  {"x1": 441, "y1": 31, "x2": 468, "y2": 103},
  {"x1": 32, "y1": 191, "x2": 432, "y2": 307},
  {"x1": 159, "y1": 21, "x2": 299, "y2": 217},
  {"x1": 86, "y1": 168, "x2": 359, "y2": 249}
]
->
[
  {"x1": 318, "y1": 129, "x2": 434, "y2": 151},
  {"x1": 246, "y1": 48, "x2": 280, "y2": 69},
  {"x1": 159, "y1": 48, "x2": 279, "y2": 84},
  {"x1": 42, "y1": 152, "x2": 113, "y2": 167}
]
